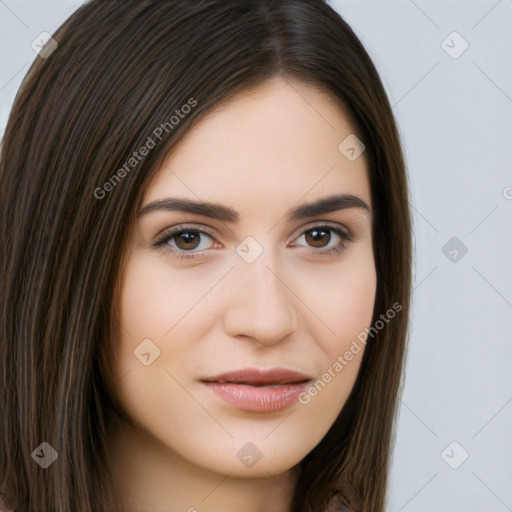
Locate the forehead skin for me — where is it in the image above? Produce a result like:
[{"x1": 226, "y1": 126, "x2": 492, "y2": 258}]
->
[{"x1": 141, "y1": 77, "x2": 371, "y2": 230}]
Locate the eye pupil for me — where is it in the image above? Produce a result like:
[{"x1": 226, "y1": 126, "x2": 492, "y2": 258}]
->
[
  {"x1": 305, "y1": 229, "x2": 331, "y2": 248},
  {"x1": 175, "y1": 231, "x2": 200, "y2": 250}
]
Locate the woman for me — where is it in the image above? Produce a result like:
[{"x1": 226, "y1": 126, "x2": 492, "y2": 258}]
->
[{"x1": 0, "y1": 1, "x2": 411, "y2": 511}]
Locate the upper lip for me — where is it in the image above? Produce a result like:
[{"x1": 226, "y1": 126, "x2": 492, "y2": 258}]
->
[{"x1": 201, "y1": 367, "x2": 313, "y2": 386}]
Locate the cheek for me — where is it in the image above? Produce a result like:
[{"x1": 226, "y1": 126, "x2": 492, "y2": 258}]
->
[
  {"x1": 295, "y1": 246, "x2": 376, "y2": 409},
  {"x1": 120, "y1": 258, "x2": 170, "y2": 331},
  {"x1": 111, "y1": 255, "x2": 207, "y2": 428},
  {"x1": 332, "y1": 262, "x2": 377, "y2": 339},
  {"x1": 297, "y1": 255, "x2": 376, "y2": 419},
  {"x1": 113, "y1": 256, "x2": 183, "y2": 384},
  {"x1": 118, "y1": 254, "x2": 219, "y2": 339},
  {"x1": 113, "y1": 254, "x2": 225, "y2": 387},
  {"x1": 298, "y1": 248, "x2": 377, "y2": 349}
]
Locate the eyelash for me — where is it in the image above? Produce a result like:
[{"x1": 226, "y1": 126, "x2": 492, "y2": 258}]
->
[{"x1": 153, "y1": 223, "x2": 352, "y2": 261}]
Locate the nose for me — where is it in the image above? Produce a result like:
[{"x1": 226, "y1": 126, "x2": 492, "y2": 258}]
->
[{"x1": 223, "y1": 257, "x2": 299, "y2": 346}]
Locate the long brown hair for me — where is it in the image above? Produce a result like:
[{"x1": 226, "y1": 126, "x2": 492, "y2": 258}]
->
[{"x1": 0, "y1": 1, "x2": 411, "y2": 511}]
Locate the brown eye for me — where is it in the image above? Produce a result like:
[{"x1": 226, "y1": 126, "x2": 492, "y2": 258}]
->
[
  {"x1": 293, "y1": 225, "x2": 350, "y2": 255},
  {"x1": 155, "y1": 227, "x2": 217, "y2": 255},
  {"x1": 174, "y1": 231, "x2": 201, "y2": 250},
  {"x1": 304, "y1": 228, "x2": 331, "y2": 248}
]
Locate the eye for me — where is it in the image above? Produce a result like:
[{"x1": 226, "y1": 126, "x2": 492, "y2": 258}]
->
[
  {"x1": 153, "y1": 223, "x2": 352, "y2": 261},
  {"x1": 292, "y1": 224, "x2": 351, "y2": 255},
  {"x1": 153, "y1": 225, "x2": 219, "y2": 259}
]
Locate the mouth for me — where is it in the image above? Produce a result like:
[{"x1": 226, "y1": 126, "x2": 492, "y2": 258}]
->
[{"x1": 201, "y1": 367, "x2": 313, "y2": 413}]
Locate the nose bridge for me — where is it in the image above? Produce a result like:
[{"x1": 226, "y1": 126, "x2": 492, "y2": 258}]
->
[{"x1": 223, "y1": 248, "x2": 299, "y2": 344}]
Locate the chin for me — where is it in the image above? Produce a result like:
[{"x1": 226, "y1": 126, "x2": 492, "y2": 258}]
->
[{"x1": 165, "y1": 430, "x2": 318, "y2": 478}]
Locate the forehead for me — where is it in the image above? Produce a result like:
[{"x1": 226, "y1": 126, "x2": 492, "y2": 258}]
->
[{"x1": 143, "y1": 78, "x2": 371, "y2": 216}]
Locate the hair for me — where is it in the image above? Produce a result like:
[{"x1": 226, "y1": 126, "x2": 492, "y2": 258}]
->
[{"x1": 0, "y1": 1, "x2": 412, "y2": 511}]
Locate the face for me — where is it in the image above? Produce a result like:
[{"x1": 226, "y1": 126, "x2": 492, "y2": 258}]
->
[{"x1": 112, "y1": 77, "x2": 376, "y2": 478}]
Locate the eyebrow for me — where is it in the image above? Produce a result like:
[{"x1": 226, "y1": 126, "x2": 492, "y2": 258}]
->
[{"x1": 137, "y1": 193, "x2": 371, "y2": 222}]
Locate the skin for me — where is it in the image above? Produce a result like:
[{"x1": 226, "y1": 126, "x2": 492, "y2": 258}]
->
[{"x1": 107, "y1": 77, "x2": 376, "y2": 512}]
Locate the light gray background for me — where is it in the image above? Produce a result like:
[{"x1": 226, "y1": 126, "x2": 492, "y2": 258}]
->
[{"x1": 1, "y1": 1, "x2": 511, "y2": 511}]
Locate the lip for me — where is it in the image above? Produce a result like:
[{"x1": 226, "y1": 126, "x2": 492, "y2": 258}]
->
[{"x1": 201, "y1": 367, "x2": 313, "y2": 413}]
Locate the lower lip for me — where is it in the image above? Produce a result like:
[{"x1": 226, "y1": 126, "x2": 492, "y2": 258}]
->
[{"x1": 203, "y1": 381, "x2": 310, "y2": 413}]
